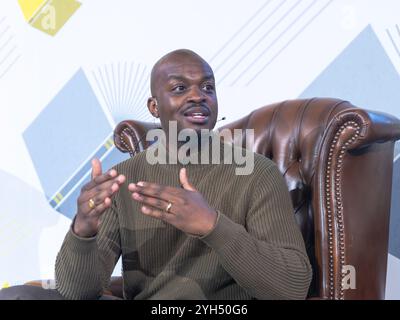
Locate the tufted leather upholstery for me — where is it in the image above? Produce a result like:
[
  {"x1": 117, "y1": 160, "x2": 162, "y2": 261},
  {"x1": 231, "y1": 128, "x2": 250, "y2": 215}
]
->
[{"x1": 113, "y1": 98, "x2": 400, "y2": 299}]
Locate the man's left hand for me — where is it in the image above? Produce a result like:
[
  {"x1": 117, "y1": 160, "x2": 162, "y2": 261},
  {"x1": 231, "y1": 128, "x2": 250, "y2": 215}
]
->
[{"x1": 128, "y1": 168, "x2": 218, "y2": 236}]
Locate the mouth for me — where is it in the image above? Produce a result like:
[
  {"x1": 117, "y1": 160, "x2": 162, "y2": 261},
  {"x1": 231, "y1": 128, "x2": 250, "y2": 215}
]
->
[{"x1": 183, "y1": 107, "x2": 210, "y2": 125}]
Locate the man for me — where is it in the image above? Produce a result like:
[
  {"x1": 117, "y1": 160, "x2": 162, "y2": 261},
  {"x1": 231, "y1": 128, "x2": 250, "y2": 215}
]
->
[{"x1": 1, "y1": 49, "x2": 311, "y2": 300}]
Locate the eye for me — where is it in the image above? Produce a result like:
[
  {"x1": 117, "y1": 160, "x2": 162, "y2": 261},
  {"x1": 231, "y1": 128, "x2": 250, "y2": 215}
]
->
[
  {"x1": 172, "y1": 85, "x2": 186, "y2": 93},
  {"x1": 202, "y1": 83, "x2": 215, "y2": 93}
]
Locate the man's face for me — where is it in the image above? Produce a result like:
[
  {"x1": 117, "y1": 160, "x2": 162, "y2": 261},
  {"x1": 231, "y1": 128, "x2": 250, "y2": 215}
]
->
[{"x1": 150, "y1": 54, "x2": 218, "y2": 136}]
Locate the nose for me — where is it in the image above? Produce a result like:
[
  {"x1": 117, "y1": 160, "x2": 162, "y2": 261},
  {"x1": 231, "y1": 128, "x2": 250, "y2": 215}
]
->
[{"x1": 187, "y1": 86, "x2": 206, "y2": 104}]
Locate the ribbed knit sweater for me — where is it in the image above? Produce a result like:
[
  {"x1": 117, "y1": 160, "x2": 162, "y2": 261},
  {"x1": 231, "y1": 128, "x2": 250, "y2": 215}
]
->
[{"x1": 55, "y1": 141, "x2": 312, "y2": 300}]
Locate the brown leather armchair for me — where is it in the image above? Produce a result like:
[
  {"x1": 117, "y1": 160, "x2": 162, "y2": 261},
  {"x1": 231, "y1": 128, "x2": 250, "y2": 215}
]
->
[
  {"x1": 25, "y1": 98, "x2": 400, "y2": 299},
  {"x1": 112, "y1": 98, "x2": 400, "y2": 300}
]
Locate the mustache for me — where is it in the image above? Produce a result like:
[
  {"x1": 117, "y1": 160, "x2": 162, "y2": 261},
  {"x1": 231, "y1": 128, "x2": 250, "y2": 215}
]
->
[{"x1": 182, "y1": 103, "x2": 211, "y2": 115}]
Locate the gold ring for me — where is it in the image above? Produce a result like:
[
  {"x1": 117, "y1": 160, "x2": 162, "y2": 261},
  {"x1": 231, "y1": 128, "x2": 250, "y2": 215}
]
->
[
  {"x1": 166, "y1": 202, "x2": 172, "y2": 213},
  {"x1": 88, "y1": 198, "x2": 95, "y2": 209}
]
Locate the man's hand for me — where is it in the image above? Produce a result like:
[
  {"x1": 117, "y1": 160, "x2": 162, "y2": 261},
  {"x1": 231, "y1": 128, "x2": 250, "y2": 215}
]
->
[
  {"x1": 128, "y1": 168, "x2": 218, "y2": 236},
  {"x1": 73, "y1": 158, "x2": 126, "y2": 238}
]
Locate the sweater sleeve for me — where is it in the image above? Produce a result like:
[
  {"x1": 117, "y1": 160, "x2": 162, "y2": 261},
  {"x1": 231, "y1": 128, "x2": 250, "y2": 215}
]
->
[
  {"x1": 55, "y1": 199, "x2": 121, "y2": 300},
  {"x1": 200, "y1": 162, "x2": 312, "y2": 300}
]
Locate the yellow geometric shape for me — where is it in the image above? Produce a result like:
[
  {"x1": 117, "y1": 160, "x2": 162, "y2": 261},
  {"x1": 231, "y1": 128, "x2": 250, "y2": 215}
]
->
[
  {"x1": 17, "y1": 0, "x2": 47, "y2": 22},
  {"x1": 18, "y1": 0, "x2": 81, "y2": 36},
  {"x1": 104, "y1": 138, "x2": 114, "y2": 150},
  {"x1": 2, "y1": 282, "x2": 10, "y2": 289}
]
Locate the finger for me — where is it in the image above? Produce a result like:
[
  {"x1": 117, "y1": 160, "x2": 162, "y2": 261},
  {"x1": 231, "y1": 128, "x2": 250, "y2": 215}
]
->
[
  {"x1": 82, "y1": 172, "x2": 124, "y2": 192},
  {"x1": 91, "y1": 158, "x2": 102, "y2": 179},
  {"x1": 79, "y1": 177, "x2": 124, "y2": 204},
  {"x1": 140, "y1": 205, "x2": 174, "y2": 223},
  {"x1": 92, "y1": 182, "x2": 120, "y2": 204},
  {"x1": 128, "y1": 182, "x2": 181, "y2": 203},
  {"x1": 179, "y1": 168, "x2": 196, "y2": 191},
  {"x1": 131, "y1": 192, "x2": 171, "y2": 212},
  {"x1": 89, "y1": 197, "x2": 112, "y2": 215}
]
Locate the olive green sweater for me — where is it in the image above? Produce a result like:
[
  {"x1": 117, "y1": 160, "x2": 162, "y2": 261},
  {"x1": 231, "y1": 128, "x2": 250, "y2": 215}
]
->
[{"x1": 55, "y1": 142, "x2": 312, "y2": 300}]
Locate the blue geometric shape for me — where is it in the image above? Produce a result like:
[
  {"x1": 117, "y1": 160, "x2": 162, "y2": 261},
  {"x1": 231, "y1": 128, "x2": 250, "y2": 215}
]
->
[
  {"x1": 395, "y1": 141, "x2": 400, "y2": 158},
  {"x1": 300, "y1": 25, "x2": 400, "y2": 118},
  {"x1": 390, "y1": 158, "x2": 400, "y2": 259},
  {"x1": 23, "y1": 69, "x2": 129, "y2": 219},
  {"x1": 24, "y1": 69, "x2": 112, "y2": 198}
]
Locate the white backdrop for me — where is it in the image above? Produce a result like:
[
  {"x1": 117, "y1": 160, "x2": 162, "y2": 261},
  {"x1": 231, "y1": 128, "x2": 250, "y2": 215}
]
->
[{"x1": 0, "y1": 0, "x2": 399, "y2": 299}]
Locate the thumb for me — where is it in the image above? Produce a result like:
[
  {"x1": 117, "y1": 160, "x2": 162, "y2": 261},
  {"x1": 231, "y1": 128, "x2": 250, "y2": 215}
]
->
[
  {"x1": 91, "y1": 158, "x2": 102, "y2": 180},
  {"x1": 179, "y1": 168, "x2": 196, "y2": 191}
]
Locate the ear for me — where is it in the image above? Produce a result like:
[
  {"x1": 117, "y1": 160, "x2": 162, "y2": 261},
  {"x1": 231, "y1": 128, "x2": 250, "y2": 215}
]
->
[{"x1": 147, "y1": 97, "x2": 159, "y2": 118}]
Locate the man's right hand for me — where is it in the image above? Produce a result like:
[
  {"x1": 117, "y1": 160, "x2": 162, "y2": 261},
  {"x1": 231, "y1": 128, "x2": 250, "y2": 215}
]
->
[{"x1": 73, "y1": 158, "x2": 126, "y2": 238}]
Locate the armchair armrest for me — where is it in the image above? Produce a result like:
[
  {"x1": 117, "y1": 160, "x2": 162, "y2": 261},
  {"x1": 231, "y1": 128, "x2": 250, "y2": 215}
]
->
[
  {"x1": 114, "y1": 120, "x2": 160, "y2": 156},
  {"x1": 328, "y1": 108, "x2": 400, "y2": 151},
  {"x1": 312, "y1": 107, "x2": 400, "y2": 299}
]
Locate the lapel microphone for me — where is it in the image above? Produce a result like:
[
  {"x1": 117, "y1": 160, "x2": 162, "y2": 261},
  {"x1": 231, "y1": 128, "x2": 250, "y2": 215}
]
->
[{"x1": 217, "y1": 116, "x2": 226, "y2": 122}]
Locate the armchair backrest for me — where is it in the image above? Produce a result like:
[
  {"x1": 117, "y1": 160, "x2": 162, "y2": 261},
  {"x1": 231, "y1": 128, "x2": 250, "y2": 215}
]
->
[{"x1": 114, "y1": 98, "x2": 400, "y2": 299}]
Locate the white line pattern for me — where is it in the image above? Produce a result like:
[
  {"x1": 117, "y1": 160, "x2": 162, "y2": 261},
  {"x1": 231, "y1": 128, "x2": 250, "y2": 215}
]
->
[
  {"x1": 0, "y1": 16, "x2": 20, "y2": 81},
  {"x1": 91, "y1": 62, "x2": 152, "y2": 123}
]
